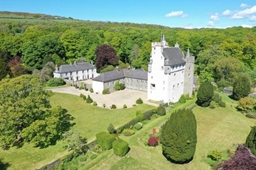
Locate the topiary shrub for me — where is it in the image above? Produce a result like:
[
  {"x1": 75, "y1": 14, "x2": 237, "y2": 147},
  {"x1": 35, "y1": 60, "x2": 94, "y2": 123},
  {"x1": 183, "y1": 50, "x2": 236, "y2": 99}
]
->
[
  {"x1": 178, "y1": 95, "x2": 186, "y2": 103},
  {"x1": 107, "y1": 123, "x2": 116, "y2": 134},
  {"x1": 245, "y1": 126, "x2": 256, "y2": 155},
  {"x1": 89, "y1": 87, "x2": 94, "y2": 93},
  {"x1": 123, "y1": 129, "x2": 135, "y2": 136},
  {"x1": 232, "y1": 75, "x2": 251, "y2": 100},
  {"x1": 111, "y1": 104, "x2": 117, "y2": 109},
  {"x1": 136, "y1": 98, "x2": 143, "y2": 104},
  {"x1": 123, "y1": 104, "x2": 127, "y2": 109},
  {"x1": 134, "y1": 122, "x2": 143, "y2": 130},
  {"x1": 119, "y1": 83, "x2": 125, "y2": 90},
  {"x1": 207, "y1": 150, "x2": 222, "y2": 161},
  {"x1": 143, "y1": 110, "x2": 154, "y2": 120},
  {"x1": 209, "y1": 101, "x2": 217, "y2": 109},
  {"x1": 93, "y1": 101, "x2": 97, "y2": 106},
  {"x1": 196, "y1": 81, "x2": 214, "y2": 107},
  {"x1": 148, "y1": 136, "x2": 159, "y2": 146},
  {"x1": 86, "y1": 95, "x2": 93, "y2": 103},
  {"x1": 46, "y1": 78, "x2": 66, "y2": 87},
  {"x1": 102, "y1": 88, "x2": 110, "y2": 94},
  {"x1": 219, "y1": 101, "x2": 226, "y2": 107},
  {"x1": 96, "y1": 132, "x2": 115, "y2": 150},
  {"x1": 112, "y1": 139, "x2": 129, "y2": 157},
  {"x1": 157, "y1": 105, "x2": 166, "y2": 116},
  {"x1": 161, "y1": 109, "x2": 197, "y2": 164}
]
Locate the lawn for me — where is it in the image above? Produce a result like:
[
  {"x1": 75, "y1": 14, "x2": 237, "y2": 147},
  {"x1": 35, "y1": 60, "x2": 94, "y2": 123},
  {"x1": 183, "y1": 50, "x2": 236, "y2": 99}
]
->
[
  {"x1": 81, "y1": 94, "x2": 255, "y2": 170},
  {"x1": 0, "y1": 92, "x2": 154, "y2": 170}
]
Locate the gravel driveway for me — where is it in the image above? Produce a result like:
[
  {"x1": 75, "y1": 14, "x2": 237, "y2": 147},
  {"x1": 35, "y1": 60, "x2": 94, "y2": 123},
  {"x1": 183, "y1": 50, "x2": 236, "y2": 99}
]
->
[{"x1": 49, "y1": 86, "x2": 157, "y2": 108}]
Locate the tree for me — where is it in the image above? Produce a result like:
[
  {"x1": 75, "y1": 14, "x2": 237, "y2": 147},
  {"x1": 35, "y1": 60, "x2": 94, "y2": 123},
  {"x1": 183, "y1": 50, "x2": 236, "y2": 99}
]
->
[
  {"x1": 237, "y1": 97, "x2": 255, "y2": 112},
  {"x1": 232, "y1": 74, "x2": 251, "y2": 100},
  {"x1": 196, "y1": 81, "x2": 214, "y2": 107},
  {"x1": 107, "y1": 123, "x2": 116, "y2": 134},
  {"x1": 40, "y1": 61, "x2": 55, "y2": 82},
  {"x1": 0, "y1": 59, "x2": 12, "y2": 81},
  {"x1": 0, "y1": 75, "x2": 73, "y2": 149},
  {"x1": 216, "y1": 144, "x2": 256, "y2": 170},
  {"x1": 95, "y1": 44, "x2": 118, "y2": 71},
  {"x1": 8, "y1": 56, "x2": 25, "y2": 77},
  {"x1": 245, "y1": 126, "x2": 256, "y2": 155},
  {"x1": 161, "y1": 109, "x2": 197, "y2": 163}
]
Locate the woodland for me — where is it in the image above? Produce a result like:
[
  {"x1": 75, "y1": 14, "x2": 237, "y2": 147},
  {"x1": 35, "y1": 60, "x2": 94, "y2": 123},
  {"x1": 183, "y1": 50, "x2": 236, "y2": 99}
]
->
[
  {"x1": 0, "y1": 16, "x2": 256, "y2": 87},
  {"x1": 1, "y1": 13, "x2": 256, "y2": 169}
]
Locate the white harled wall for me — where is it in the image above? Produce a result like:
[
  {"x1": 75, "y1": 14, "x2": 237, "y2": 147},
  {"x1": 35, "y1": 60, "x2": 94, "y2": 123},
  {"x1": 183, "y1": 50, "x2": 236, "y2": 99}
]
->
[{"x1": 148, "y1": 42, "x2": 185, "y2": 103}]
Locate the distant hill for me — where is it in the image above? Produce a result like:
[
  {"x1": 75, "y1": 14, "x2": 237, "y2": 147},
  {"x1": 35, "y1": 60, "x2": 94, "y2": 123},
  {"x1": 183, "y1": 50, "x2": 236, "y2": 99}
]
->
[{"x1": 0, "y1": 11, "x2": 75, "y2": 21}]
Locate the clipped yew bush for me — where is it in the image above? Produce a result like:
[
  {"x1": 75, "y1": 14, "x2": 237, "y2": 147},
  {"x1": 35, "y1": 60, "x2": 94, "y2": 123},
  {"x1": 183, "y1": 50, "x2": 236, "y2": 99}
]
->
[
  {"x1": 157, "y1": 105, "x2": 166, "y2": 116},
  {"x1": 112, "y1": 139, "x2": 129, "y2": 157},
  {"x1": 89, "y1": 87, "x2": 94, "y2": 93},
  {"x1": 123, "y1": 104, "x2": 127, "y2": 109},
  {"x1": 102, "y1": 88, "x2": 110, "y2": 94},
  {"x1": 136, "y1": 98, "x2": 143, "y2": 104},
  {"x1": 93, "y1": 101, "x2": 97, "y2": 106},
  {"x1": 134, "y1": 122, "x2": 143, "y2": 130},
  {"x1": 111, "y1": 104, "x2": 117, "y2": 109},
  {"x1": 123, "y1": 129, "x2": 135, "y2": 136},
  {"x1": 96, "y1": 132, "x2": 115, "y2": 150},
  {"x1": 196, "y1": 81, "x2": 214, "y2": 107},
  {"x1": 86, "y1": 95, "x2": 93, "y2": 103},
  {"x1": 161, "y1": 109, "x2": 197, "y2": 164},
  {"x1": 107, "y1": 123, "x2": 116, "y2": 134}
]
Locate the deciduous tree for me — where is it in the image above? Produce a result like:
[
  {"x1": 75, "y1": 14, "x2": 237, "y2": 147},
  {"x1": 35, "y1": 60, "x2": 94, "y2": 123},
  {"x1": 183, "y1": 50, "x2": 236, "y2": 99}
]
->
[
  {"x1": 95, "y1": 44, "x2": 118, "y2": 71},
  {"x1": 0, "y1": 75, "x2": 73, "y2": 149}
]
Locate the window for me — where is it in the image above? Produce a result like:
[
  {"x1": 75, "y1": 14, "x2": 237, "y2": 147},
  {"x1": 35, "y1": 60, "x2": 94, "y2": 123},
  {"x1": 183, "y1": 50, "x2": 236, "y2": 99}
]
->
[
  {"x1": 173, "y1": 85, "x2": 175, "y2": 89},
  {"x1": 163, "y1": 81, "x2": 165, "y2": 84},
  {"x1": 161, "y1": 66, "x2": 163, "y2": 70},
  {"x1": 151, "y1": 76, "x2": 153, "y2": 79},
  {"x1": 150, "y1": 84, "x2": 156, "y2": 90}
]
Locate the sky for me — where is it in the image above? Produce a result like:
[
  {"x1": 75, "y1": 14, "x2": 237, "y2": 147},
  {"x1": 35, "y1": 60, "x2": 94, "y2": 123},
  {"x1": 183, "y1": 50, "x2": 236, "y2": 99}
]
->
[{"x1": 0, "y1": 0, "x2": 256, "y2": 28}]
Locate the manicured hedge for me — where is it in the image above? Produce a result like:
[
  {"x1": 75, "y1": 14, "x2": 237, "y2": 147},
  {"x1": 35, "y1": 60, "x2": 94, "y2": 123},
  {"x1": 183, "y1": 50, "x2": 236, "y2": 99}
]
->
[
  {"x1": 96, "y1": 132, "x2": 115, "y2": 150},
  {"x1": 112, "y1": 139, "x2": 129, "y2": 157}
]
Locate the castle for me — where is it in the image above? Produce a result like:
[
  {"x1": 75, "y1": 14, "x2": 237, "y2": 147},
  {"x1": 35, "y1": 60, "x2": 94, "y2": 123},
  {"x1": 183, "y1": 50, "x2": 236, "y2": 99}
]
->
[
  {"x1": 147, "y1": 35, "x2": 194, "y2": 103},
  {"x1": 53, "y1": 35, "x2": 194, "y2": 104}
]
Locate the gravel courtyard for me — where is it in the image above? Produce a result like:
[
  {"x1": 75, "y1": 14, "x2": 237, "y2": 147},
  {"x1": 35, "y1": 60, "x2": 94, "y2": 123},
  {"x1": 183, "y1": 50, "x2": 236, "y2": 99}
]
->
[{"x1": 49, "y1": 86, "x2": 157, "y2": 108}]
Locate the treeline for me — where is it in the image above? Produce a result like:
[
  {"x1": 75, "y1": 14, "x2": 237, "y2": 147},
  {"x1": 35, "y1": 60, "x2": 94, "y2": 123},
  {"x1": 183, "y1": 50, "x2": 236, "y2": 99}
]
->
[{"x1": 0, "y1": 20, "x2": 256, "y2": 87}]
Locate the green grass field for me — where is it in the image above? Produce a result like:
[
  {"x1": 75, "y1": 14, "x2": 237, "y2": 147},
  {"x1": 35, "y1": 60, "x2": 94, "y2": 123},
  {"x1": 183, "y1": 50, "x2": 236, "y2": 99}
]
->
[
  {"x1": 80, "y1": 94, "x2": 255, "y2": 170},
  {"x1": 0, "y1": 93, "x2": 154, "y2": 170}
]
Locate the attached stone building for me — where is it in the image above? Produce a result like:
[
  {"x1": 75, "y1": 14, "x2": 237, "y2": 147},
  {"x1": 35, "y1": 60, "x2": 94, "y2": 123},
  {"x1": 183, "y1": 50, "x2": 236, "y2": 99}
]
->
[{"x1": 92, "y1": 69, "x2": 147, "y2": 93}]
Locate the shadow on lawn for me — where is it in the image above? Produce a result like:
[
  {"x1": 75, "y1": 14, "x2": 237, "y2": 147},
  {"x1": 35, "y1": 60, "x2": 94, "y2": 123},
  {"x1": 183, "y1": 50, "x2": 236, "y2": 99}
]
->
[{"x1": 0, "y1": 158, "x2": 10, "y2": 170}]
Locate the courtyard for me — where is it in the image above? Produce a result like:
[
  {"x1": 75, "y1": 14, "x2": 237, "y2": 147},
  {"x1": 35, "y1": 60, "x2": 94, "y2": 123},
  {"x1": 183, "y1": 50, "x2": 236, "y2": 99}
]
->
[{"x1": 49, "y1": 86, "x2": 157, "y2": 108}]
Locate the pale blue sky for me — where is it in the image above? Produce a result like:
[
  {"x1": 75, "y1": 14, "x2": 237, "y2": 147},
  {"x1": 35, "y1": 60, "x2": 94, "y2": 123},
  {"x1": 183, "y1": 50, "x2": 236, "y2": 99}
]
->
[{"x1": 0, "y1": 0, "x2": 256, "y2": 28}]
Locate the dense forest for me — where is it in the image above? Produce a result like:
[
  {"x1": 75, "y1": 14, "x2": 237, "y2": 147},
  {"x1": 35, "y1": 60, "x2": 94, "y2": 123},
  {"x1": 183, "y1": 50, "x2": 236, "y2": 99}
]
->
[{"x1": 0, "y1": 17, "x2": 256, "y2": 88}]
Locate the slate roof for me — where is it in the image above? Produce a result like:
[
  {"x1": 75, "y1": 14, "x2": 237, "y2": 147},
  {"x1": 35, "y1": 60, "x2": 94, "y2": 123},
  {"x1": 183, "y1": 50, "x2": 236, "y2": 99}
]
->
[
  {"x1": 93, "y1": 69, "x2": 148, "y2": 82},
  {"x1": 57, "y1": 62, "x2": 95, "y2": 73},
  {"x1": 162, "y1": 47, "x2": 186, "y2": 66}
]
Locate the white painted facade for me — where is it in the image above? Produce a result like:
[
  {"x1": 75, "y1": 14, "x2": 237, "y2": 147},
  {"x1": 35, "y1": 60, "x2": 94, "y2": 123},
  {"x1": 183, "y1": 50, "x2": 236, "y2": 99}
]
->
[
  {"x1": 53, "y1": 62, "x2": 98, "y2": 81},
  {"x1": 147, "y1": 36, "x2": 194, "y2": 103},
  {"x1": 93, "y1": 81, "x2": 104, "y2": 94}
]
